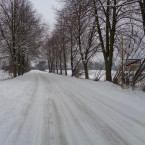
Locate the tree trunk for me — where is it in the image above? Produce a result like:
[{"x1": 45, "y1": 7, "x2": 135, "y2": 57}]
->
[
  {"x1": 56, "y1": 61, "x2": 58, "y2": 74},
  {"x1": 21, "y1": 56, "x2": 25, "y2": 75},
  {"x1": 83, "y1": 63, "x2": 89, "y2": 79},
  {"x1": 139, "y1": 0, "x2": 145, "y2": 33},
  {"x1": 59, "y1": 55, "x2": 62, "y2": 75},
  {"x1": 17, "y1": 65, "x2": 21, "y2": 76},
  {"x1": 70, "y1": 32, "x2": 74, "y2": 77},
  {"x1": 12, "y1": 60, "x2": 17, "y2": 77},
  {"x1": 105, "y1": 60, "x2": 112, "y2": 81},
  {"x1": 48, "y1": 59, "x2": 51, "y2": 73},
  {"x1": 71, "y1": 57, "x2": 74, "y2": 77},
  {"x1": 63, "y1": 47, "x2": 67, "y2": 76},
  {"x1": 50, "y1": 62, "x2": 54, "y2": 73},
  {"x1": 12, "y1": 1, "x2": 17, "y2": 77},
  {"x1": 17, "y1": 53, "x2": 21, "y2": 76},
  {"x1": 70, "y1": 47, "x2": 74, "y2": 77}
]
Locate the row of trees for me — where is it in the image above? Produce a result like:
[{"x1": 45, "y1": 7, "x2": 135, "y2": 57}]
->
[
  {"x1": 0, "y1": 0, "x2": 44, "y2": 77},
  {"x1": 44, "y1": 0, "x2": 145, "y2": 82},
  {"x1": 0, "y1": 0, "x2": 144, "y2": 84}
]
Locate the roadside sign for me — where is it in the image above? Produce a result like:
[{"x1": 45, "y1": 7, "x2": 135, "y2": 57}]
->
[
  {"x1": 126, "y1": 59, "x2": 141, "y2": 67},
  {"x1": 130, "y1": 66, "x2": 136, "y2": 70}
]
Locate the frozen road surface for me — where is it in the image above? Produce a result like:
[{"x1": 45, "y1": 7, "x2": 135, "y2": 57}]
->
[{"x1": 0, "y1": 71, "x2": 145, "y2": 145}]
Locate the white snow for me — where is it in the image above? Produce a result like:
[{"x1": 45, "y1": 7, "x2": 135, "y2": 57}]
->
[
  {"x1": 60, "y1": 70, "x2": 115, "y2": 81},
  {"x1": 0, "y1": 70, "x2": 145, "y2": 145},
  {"x1": 0, "y1": 70, "x2": 12, "y2": 80}
]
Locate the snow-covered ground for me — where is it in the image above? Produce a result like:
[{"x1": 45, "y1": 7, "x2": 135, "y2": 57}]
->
[
  {"x1": 0, "y1": 70, "x2": 145, "y2": 145},
  {"x1": 58, "y1": 70, "x2": 115, "y2": 81},
  {"x1": 0, "y1": 70, "x2": 12, "y2": 80}
]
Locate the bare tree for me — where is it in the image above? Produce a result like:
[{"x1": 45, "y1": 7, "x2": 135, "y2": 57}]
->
[
  {"x1": 91, "y1": 0, "x2": 143, "y2": 81},
  {"x1": 0, "y1": 0, "x2": 44, "y2": 77},
  {"x1": 62, "y1": 0, "x2": 99, "y2": 79}
]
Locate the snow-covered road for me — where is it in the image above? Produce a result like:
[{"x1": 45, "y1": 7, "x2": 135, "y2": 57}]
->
[{"x1": 0, "y1": 71, "x2": 145, "y2": 145}]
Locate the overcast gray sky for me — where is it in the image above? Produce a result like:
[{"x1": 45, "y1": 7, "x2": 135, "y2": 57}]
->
[{"x1": 30, "y1": 0, "x2": 63, "y2": 30}]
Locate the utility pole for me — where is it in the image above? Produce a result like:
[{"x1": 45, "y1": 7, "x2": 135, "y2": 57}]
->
[{"x1": 122, "y1": 37, "x2": 124, "y2": 88}]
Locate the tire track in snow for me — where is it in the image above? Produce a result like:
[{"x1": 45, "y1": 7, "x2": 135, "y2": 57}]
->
[
  {"x1": 2, "y1": 73, "x2": 45, "y2": 145},
  {"x1": 55, "y1": 76, "x2": 145, "y2": 145},
  {"x1": 56, "y1": 84, "x2": 127, "y2": 145},
  {"x1": 14, "y1": 74, "x2": 45, "y2": 145},
  {"x1": 41, "y1": 74, "x2": 121, "y2": 145},
  {"x1": 1, "y1": 72, "x2": 145, "y2": 145},
  {"x1": 44, "y1": 73, "x2": 145, "y2": 145},
  {"x1": 40, "y1": 74, "x2": 69, "y2": 145},
  {"x1": 41, "y1": 74, "x2": 94, "y2": 145},
  {"x1": 0, "y1": 74, "x2": 39, "y2": 145}
]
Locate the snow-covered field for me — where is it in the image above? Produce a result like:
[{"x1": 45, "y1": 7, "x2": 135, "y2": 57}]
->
[
  {"x1": 59, "y1": 70, "x2": 116, "y2": 81},
  {"x1": 76, "y1": 70, "x2": 106, "y2": 80},
  {"x1": 0, "y1": 70, "x2": 12, "y2": 80},
  {"x1": 0, "y1": 70, "x2": 145, "y2": 145}
]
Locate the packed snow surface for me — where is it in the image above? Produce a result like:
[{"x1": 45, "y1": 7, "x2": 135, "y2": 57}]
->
[{"x1": 0, "y1": 71, "x2": 145, "y2": 145}]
